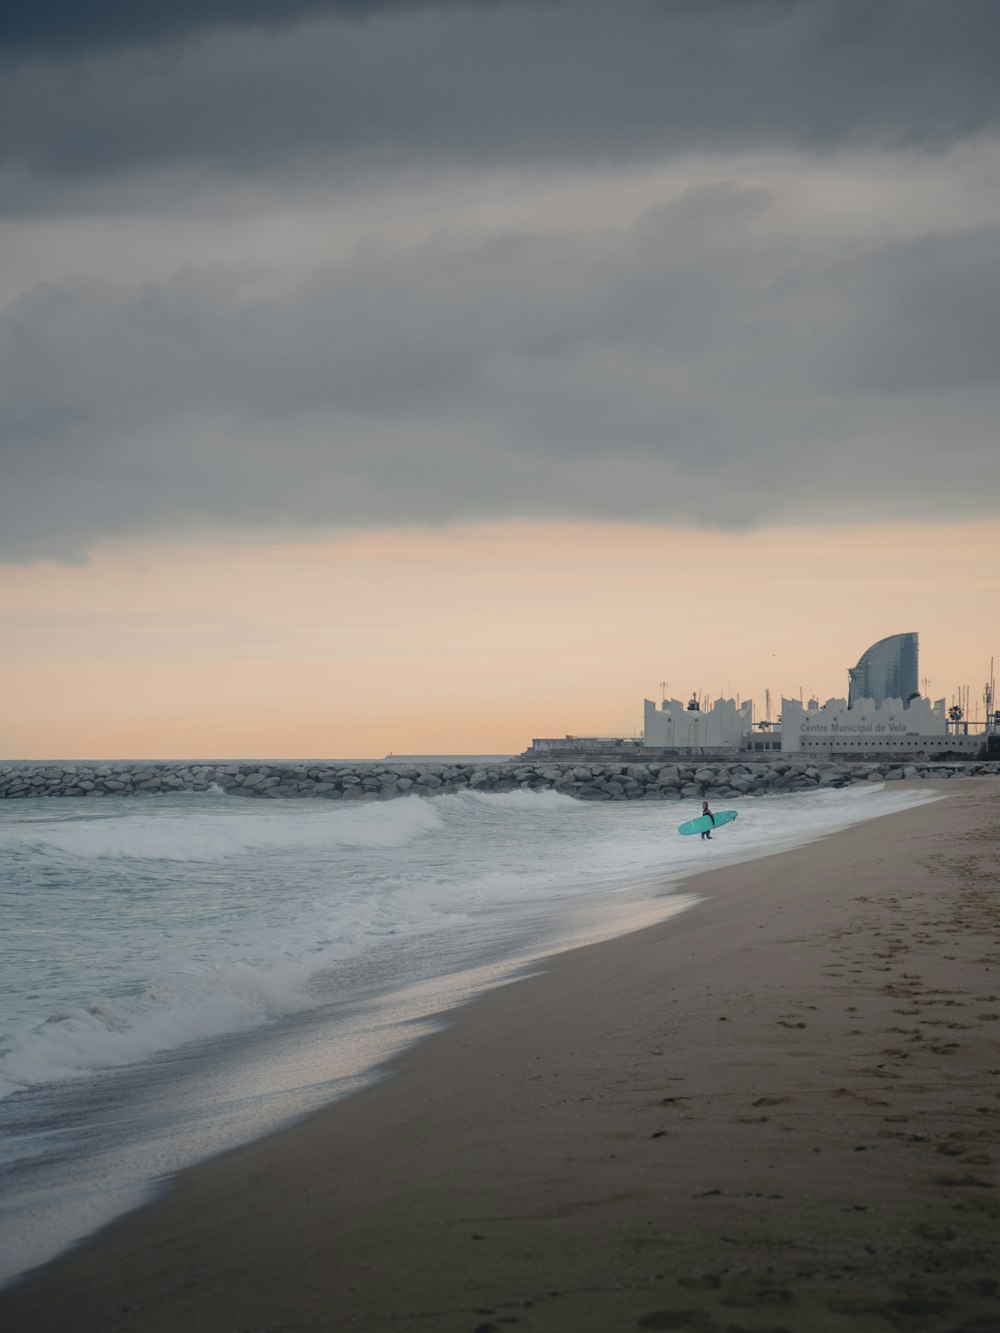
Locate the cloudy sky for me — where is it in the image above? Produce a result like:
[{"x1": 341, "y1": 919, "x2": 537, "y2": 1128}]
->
[{"x1": 2, "y1": 0, "x2": 998, "y2": 757}]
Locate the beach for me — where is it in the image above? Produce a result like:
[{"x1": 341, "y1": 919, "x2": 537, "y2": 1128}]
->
[{"x1": 2, "y1": 780, "x2": 998, "y2": 1333}]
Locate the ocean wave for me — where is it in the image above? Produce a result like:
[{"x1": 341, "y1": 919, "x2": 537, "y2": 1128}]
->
[
  {"x1": 2, "y1": 794, "x2": 444, "y2": 862},
  {"x1": 0, "y1": 787, "x2": 583, "y2": 865},
  {"x1": 0, "y1": 959, "x2": 315, "y2": 1096}
]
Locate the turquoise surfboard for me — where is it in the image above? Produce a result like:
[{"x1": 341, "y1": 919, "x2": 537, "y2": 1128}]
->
[{"x1": 677, "y1": 809, "x2": 738, "y2": 836}]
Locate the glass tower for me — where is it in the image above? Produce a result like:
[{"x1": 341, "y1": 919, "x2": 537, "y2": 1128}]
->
[{"x1": 847, "y1": 632, "x2": 919, "y2": 708}]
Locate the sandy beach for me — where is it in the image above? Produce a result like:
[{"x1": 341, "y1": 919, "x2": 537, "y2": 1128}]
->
[{"x1": 2, "y1": 780, "x2": 998, "y2": 1333}]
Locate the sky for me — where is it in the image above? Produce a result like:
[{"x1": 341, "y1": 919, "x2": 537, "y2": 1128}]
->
[{"x1": 2, "y1": 0, "x2": 998, "y2": 759}]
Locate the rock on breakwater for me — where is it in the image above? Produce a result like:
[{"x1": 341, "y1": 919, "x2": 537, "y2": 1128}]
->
[{"x1": 0, "y1": 758, "x2": 997, "y2": 802}]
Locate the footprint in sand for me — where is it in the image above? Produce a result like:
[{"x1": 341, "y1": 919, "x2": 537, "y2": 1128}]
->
[
  {"x1": 637, "y1": 1310, "x2": 718, "y2": 1330},
  {"x1": 676, "y1": 1274, "x2": 722, "y2": 1292},
  {"x1": 912, "y1": 1222, "x2": 957, "y2": 1241},
  {"x1": 831, "y1": 1088, "x2": 889, "y2": 1107},
  {"x1": 717, "y1": 1273, "x2": 795, "y2": 1309}
]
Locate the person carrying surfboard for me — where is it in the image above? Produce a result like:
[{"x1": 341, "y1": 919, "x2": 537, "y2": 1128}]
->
[
  {"x1": 700, "y1": 800, "x2": 715, "y2": 840},
  {"x1": 676, "y1": 806, "x2": 736, "y2": 838}
]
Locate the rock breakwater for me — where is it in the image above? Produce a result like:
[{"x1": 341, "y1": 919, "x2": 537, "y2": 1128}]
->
[{"x1": 1, "y1": 758, "x2": 997, "y2": 802}]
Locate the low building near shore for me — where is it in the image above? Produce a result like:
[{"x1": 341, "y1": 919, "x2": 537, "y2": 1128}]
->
[
  {"x1": 521, "y1": 736, "x2": 645, "y2": 760},
  {"x1": 525, "y1": 695, "x2": 755, "y2": 761},
  {"x1": 643, "y1": 694, "x2": 752, "y2": 752},
  {"x1": 779, "y1": 694, "x2": 982, "y2": 758}
]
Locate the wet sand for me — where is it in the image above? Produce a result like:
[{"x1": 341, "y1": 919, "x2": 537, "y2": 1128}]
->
[{"x1": 2, "y1": 781, "x2": 999, "y2": 1333}]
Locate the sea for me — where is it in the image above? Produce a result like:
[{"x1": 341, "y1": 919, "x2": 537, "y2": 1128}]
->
[{"x1": 0, "y1": 779, "x2": 938, "y2": 1284}]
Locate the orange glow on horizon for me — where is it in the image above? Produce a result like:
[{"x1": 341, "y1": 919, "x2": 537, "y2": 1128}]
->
[{"x1": 1, "y1": 519, "x2": 997, "y2": 760}]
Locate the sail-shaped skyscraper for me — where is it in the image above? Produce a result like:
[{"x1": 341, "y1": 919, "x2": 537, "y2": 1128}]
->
[{"x1": 847, "y1": 632, "x2": 919, "y2": 708}]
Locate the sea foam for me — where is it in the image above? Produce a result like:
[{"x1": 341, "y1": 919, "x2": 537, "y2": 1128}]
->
[{"x1": 0, "y1": 784, "x2": 937, "y2": 1100}]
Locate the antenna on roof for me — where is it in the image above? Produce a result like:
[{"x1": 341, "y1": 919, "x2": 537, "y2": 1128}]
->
[{"x1": 984, "y1": 661, "x2": 995, "y2": 735}]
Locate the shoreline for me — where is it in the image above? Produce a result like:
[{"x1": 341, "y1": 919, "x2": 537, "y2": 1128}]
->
[
  {"x1": 0, "y1": 786, "x2": 936, "y2": 1285},
  {"x1": 2, "y1": 779, "x2": 999, "y2": 1331}
]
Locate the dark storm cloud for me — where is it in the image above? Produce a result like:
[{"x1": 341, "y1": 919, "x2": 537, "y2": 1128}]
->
[
  {"x1": 3, "y1": 185, "x2": 999, "y2": 559},
  {"x1": 0, "y1": 0, "x2": 463, "y2": 55},
  {"x1": 3, "y1": 0, "x2": 999, "y2": 560},
  {"x1": 835, "y1": 229, "x2": 1000, "y2": 393},
  {"x1": 2, "y1": 0, "x2": 999, "y2": 206}
]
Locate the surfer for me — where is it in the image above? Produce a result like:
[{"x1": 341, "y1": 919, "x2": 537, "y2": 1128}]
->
[{"x1": 700, "y1": 800, "x2": 715, "y2": 840}]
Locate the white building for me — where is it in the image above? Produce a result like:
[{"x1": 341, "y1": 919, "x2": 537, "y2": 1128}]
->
[
  {"x1": 779, "y1": 694, "x2": 979, "y2": 756},
  {"x1": 643, "y1": 695, "x2": 752, "y2": 752},
  {"x1": 638, "y1": 690, "x2": 982, "y2": 758}
]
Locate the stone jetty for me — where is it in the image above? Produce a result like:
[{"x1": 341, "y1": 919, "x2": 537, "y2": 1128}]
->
[{"x1": 0, "y1": 757, "x2": 997, "y2": 802}]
